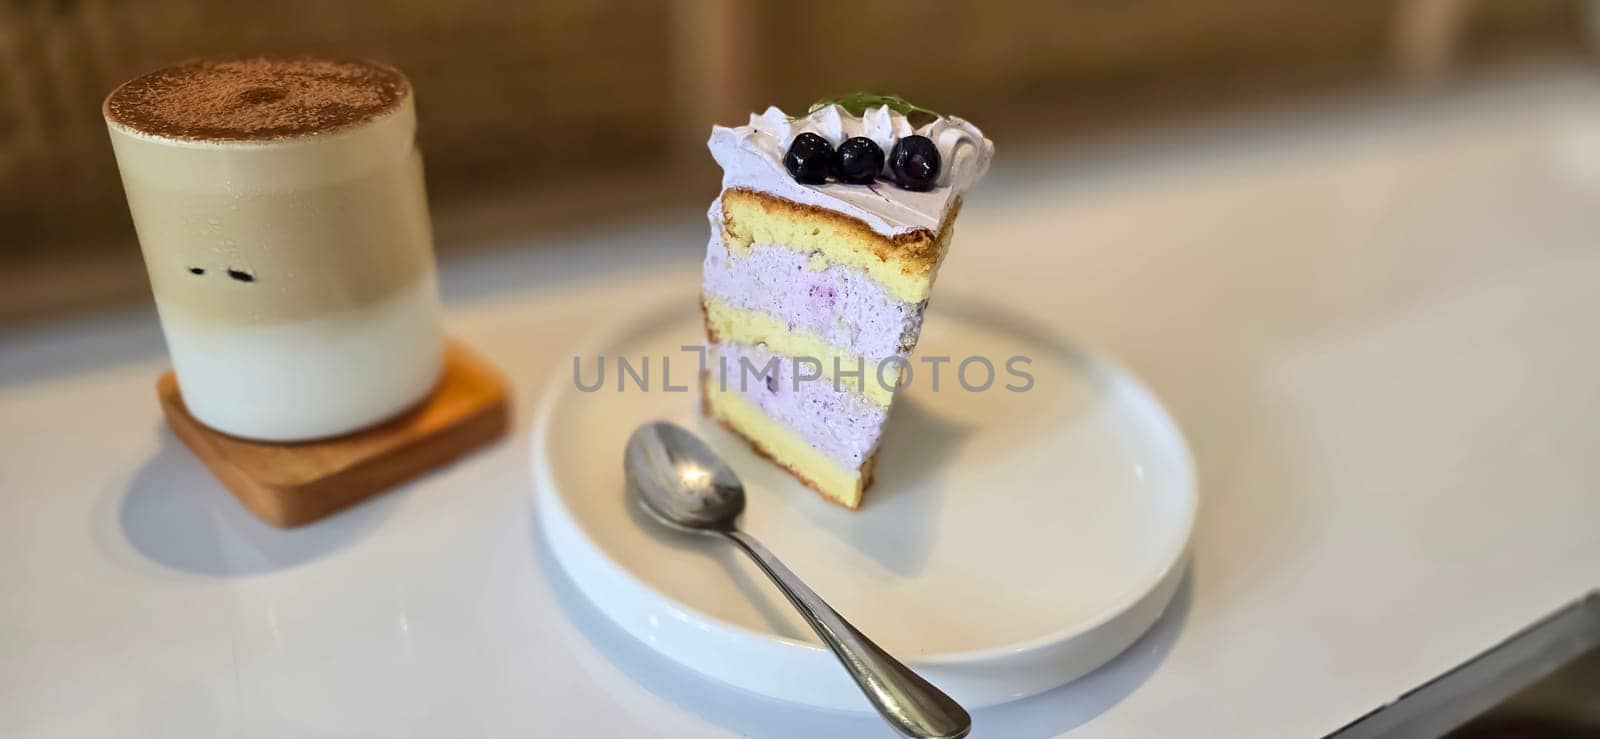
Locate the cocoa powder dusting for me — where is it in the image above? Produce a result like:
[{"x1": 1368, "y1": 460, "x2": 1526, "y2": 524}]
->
[{"x1": 104, "y1": 56, "x2": 409, "y2": 141}]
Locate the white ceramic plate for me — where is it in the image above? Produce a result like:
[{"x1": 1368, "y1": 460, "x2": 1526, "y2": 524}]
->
[{"x1": 533, "y1": 295, "x2": 1196, "y2": 710}]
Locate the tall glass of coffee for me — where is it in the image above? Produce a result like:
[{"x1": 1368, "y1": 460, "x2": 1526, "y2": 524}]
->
[{"x1": 104, "y1": 56, "x2": 443, "y2": 441}]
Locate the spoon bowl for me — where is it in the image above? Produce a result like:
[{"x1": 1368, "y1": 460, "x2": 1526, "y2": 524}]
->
[{"x1": 625, "y1": 421, "x2": 744, "y2": 533}]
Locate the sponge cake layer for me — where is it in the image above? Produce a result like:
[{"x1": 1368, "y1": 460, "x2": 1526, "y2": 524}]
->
[{"x1": 719, "y1": 188, "x2": 958, "y2": 304}]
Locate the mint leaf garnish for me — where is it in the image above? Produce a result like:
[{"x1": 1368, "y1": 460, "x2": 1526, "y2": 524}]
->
[{"x1": 806, "y1": 93, "x2": 942, "y2": 126}]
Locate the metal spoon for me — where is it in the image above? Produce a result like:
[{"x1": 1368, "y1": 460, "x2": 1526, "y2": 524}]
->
[{"x1": 624, "y1": 421, "x2": 972, "y2": 739}]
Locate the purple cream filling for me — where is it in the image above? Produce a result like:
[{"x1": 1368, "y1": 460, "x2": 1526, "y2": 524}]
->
[
  {"x1": 703, "y1": 240, "x2": 925, "y2": 363},
  {"x1": 713, "y1": 342, "x2": 889, "y2": 469}
]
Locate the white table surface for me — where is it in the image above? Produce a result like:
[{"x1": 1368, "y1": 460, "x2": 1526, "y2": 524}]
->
[{"x1": 4, "y1": 69, "x2": 1598, "y2": 739}]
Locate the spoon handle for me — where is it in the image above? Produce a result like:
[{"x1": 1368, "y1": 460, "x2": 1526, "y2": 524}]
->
[{"x1": 722, "y1": 529, "x2": 971, "y2": 739}]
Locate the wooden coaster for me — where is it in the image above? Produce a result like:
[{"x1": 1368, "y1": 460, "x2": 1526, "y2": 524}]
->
[{"x1": 157, "y1": 340, "x2": 510, "y2": 528}]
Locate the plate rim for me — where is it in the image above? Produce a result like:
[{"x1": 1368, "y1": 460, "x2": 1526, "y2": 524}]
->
[{"x1": 531, "y1": 292, "x2": 1198, "y2": 666}]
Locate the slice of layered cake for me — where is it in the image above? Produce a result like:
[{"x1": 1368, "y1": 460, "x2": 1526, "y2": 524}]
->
[{"x1": 701, "y1": 95, "x2": 992, "y2": 508}]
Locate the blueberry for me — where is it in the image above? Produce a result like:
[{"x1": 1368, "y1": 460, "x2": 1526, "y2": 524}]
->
[
  {"x1": 832, "y1": 137, "x2": 884, "y2": 184},
  {"x1": 784, "y1": 132, "x2": 833, "y2": 184},
  {"x1": 890, "y1": 135, "x2": 941, "y2": 191}
]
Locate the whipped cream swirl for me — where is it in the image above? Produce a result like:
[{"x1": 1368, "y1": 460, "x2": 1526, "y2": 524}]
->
[{"x1": 708, "y1": 104, "x2": 993, "y2": 236}]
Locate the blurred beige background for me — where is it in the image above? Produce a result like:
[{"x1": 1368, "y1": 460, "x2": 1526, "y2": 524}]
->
[{"x1": 0, "y1": 0, "x2": 1588, "y2": 323}]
